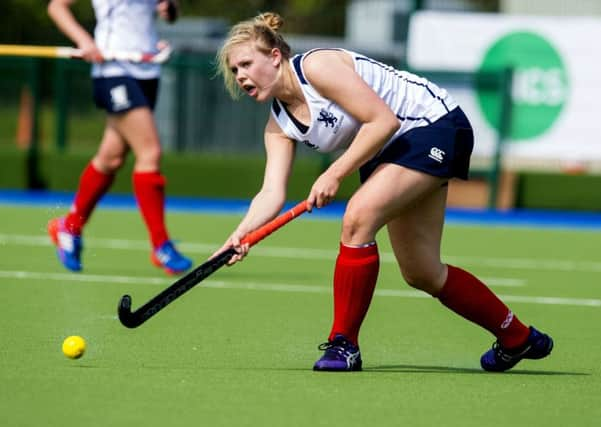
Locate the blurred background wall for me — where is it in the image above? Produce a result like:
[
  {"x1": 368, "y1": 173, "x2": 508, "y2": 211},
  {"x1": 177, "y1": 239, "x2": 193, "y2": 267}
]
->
[
  {"x1": 501, "y1": 0, "x2": 601, "y2": 15},
  {"x1": 1, "y1": 0, "x2": 601, "y2": 211}
]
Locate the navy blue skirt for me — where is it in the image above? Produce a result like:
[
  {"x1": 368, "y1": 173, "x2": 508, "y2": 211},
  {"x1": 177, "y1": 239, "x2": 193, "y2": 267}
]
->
[{"x1": 359, "y1": 107, "x2": 474, "y2": 183}]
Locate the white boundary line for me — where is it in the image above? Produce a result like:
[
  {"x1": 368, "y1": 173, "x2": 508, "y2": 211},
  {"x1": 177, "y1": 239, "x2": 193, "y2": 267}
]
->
[
  {"x1": 1, "y1": 270, "x2": 599, "y2": 307},
  {"x1": 4, "y1": 233, "x2": 601, "y2": 273}
]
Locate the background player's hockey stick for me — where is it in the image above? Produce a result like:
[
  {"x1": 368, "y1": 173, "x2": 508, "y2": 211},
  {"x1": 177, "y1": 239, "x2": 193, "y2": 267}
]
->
[
  {"x1": 118, "y1": 201, "x2": 308, "y2": 328},
  {"x1": 0, "y1": 43, "x2": 172, "y2": 63}
]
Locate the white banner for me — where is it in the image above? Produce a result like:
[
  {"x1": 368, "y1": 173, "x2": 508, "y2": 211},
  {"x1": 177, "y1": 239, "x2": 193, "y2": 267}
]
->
[{"x1": 407, "y1": 11, "x2": 601, "y2": 173}]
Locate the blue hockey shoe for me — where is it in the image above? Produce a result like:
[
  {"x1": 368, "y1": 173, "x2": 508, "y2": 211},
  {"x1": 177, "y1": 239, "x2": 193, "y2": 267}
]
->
[
  {"x1": 151, "y1": 240, "x2": 193, "y2": 275},
  {"x1": 480, "y1": 326, "x2": 553, "y2": 372},
  {"x1": 313, "y1": 334, "x2": 362, "y2": 371},
  {"x1": 48, "y1": 217, "x2": 83, "y2": 272}
]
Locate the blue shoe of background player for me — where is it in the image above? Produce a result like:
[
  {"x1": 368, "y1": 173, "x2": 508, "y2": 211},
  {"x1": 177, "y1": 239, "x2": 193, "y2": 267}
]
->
[
  {"x1": 47, "y1": 217, "x2": 83, "y2": 272},
  {"x1": 480, "y1": 326, "x2": 554, "y2": 372},
  {"x1": 151, "y1": 240, "x2": 193, "y2": 275},
  {"x1": 313, "y1": 334, "x2": 362, "y2": 371}
]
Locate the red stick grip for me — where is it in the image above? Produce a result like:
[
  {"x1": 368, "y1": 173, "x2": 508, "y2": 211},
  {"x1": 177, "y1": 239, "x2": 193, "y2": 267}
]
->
[{"x1": 241, "y1": 201, "x2": 308, "y2": 247}]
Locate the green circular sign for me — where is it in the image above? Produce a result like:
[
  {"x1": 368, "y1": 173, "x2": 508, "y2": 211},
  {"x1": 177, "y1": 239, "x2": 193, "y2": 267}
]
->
[{"x1": 477, "y1": 31, "x2": 569, "y2": 140}]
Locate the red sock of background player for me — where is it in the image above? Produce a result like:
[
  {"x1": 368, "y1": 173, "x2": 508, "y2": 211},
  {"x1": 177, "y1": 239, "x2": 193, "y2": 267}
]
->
[
  {"x1": 64, "y1": 162, "x2": 114, "y2": 234},
  {"x1": 328, "y1": 242, "x2": 379, "y2": 346},
  {"x1": 132, "y1": 171, "x2": 169, "y2": 249},
  {"x1": 437, "y1": 264, "x2": 530, "y2": 349}
]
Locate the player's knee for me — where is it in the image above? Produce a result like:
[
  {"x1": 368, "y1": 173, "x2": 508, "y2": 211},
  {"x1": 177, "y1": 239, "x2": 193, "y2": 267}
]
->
[
  {"x1": 136, "y1": 144, "x2": 162, "y2": 167},
  {"x1": 401, "y1": 265, "x2": 445, "y2": 295},
  {"x1": 341, "y1": 202, "x2": 377, "y2": 243},
  {"x1": 402, "y1": 271, "x2": 435, "y2": 293},
  {"x1": 93, "y1": 154, "x2": 125, "y2": 174}
]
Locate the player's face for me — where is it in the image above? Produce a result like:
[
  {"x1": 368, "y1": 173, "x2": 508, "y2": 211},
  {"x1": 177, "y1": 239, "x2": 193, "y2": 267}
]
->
[{"x1": 228, "y1": 42, "x2": 281, "y2": 102}]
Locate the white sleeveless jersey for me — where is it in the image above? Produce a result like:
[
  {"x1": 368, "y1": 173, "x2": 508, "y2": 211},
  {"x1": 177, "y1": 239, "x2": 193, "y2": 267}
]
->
[
  {"x1": 91, "y1": 0, "x2": 160, "y2": 79},
  {"x1": 271, "y1": 49, "x2": 458, "y2": 153}
]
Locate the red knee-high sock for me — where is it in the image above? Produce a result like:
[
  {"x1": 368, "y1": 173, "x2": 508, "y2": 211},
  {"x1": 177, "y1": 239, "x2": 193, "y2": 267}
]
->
[
  {"x1": 437, "y1": 265, "x2": 530, "y2": 348},
  {"x1": 328, "y1": 242, "x2": 380, "y2": 346},
  {"x1": 132, "y1": 171, "x2": 169, "y2": 249},
  {"x1": 64, "y1": 162, "x2": 114, "y2": 234}
]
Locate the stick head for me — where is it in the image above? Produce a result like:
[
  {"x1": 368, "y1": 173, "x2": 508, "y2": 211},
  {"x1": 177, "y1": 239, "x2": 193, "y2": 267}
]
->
[{"x1": 117, "y1": 295, "x2": 139, "y2": 328}]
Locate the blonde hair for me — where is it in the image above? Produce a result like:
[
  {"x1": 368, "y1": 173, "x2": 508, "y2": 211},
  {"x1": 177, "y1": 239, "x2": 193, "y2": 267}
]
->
[{"x1": 216, "y1": 12, "x2": 292, "y2": 99}]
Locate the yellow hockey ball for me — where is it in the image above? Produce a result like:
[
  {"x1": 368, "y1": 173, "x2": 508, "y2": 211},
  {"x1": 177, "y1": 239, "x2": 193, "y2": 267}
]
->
[{"x1": 62, "y1": 335, "x2": 86, "y2": 359}]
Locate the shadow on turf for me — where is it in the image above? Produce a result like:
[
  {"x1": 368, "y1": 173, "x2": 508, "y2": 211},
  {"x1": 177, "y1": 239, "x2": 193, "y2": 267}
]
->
[{"x1": 366, "y1": 364, "x2": 588, "y2": 376}]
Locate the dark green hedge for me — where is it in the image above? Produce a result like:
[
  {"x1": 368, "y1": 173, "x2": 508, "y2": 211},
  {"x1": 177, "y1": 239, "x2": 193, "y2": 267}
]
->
[
  {"x1": 515, "y1": 172, "x2": 601, "y2": 211},
  {"x1": 2, "y1": 147, "x2": 601, "y2": 211},
  {"x1": 0, "y1": 147, "x2": 360, "y2": 201}
]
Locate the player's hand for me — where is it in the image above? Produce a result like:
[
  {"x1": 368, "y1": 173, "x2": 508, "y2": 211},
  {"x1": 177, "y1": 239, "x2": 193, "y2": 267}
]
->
[
  {"x1": 156, "y1": 39, "x2": 170, "y2": 51},
  {"x1": 307, "y1": 171, "x2": 340, "y2": 212},
  {"x1": 157, "y1": 0, "x2": 178, "y2": 23},
  {"x1": 211, "y1": 230, "x2": 250, "y2": 266},
  {"x1": 78, "y1": 40, "x2": 103, "y2": 63}
]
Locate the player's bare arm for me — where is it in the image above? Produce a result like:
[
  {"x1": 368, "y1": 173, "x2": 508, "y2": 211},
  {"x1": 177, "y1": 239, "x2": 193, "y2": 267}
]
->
[
  {"x1": 237, "y1": 116, "x2": 295, "y2": 235},
  {"x1": 303, "y1": 51, "x2": 400, "y2": 208},
  {"x1": 216, "y1": 116, "x2": 296, "y2": 264},
  {"x1": 47, "y1": 0, "x2": 102, "y2": 62}
]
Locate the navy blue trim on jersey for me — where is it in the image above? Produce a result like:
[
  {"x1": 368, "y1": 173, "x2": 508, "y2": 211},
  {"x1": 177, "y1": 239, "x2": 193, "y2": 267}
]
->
[
  {"x1": 281, "y1": 102, "x2": 309, "y2": 134},
  {"x1": 304, "y1": 48, "x2": 344, "y2": 58},
  {"x1": 93, "y1": 76, "x2": 158, "y2": 114},
  {"x1": 272, "y1": 98, "x2": 310, "y2": 134},
  {"x1": 359, "y1": 107, "x2": 474, "y2": 182},
  {"x1": 272, "y1": 98, "x2": 309, "y2": 134},
  {"x1": 396, "y1": 114, "x2": 433, "y2": 125},
  {"x1": 292, "y1": 55, "x2": 308, "y2": 84},
  {"x1": 293, "y1": 48, "x2": 347, "y2": 87},
  {"x1": 355, "y1": 55, "x2": 451, "y2": 113},
  {"x1": 272, "y1": 99, "x2": 282, "y2": 116}
]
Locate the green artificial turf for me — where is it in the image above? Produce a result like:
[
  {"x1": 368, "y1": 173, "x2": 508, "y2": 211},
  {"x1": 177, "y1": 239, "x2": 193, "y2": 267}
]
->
[{"x1": 1, "y1": 205, "x2": 600, "y2": 427}]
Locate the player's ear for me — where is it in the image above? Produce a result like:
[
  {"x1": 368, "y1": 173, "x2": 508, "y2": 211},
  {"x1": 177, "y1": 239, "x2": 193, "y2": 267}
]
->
[{"x1": 271, "y1": 48, "x2": 282, "y2": 67}]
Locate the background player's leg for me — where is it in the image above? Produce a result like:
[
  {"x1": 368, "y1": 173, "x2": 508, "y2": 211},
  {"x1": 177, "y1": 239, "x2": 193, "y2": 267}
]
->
[
  {"x1": 48, "y1": 123, "x2": 126, "y2": 272},
  {"x1": 64, "y1": 124, "x2": 126, "y2": 233},
  {"x1": 109, "y1": 108, "x2": 191, "y2": 274}
]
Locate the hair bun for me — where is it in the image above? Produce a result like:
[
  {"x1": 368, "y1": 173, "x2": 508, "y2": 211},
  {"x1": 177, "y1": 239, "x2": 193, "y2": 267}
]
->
[{"x1": 257, "y1": 12, "x2": 284, "y2": 32}]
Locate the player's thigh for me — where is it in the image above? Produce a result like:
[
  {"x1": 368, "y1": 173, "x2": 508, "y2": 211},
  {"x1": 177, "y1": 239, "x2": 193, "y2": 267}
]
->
[
  {"x1": 347, "y1": 163, "x2": 446, "y2": 230},
  {"x1": 109, "y1": 108, "x2": 161, "y2": 167},
  {"x1": 94, "y1": 76, "x2": 161, "y2": 168},
  {"x1": 386, "y1": 184, "x2": 448, "y2": 293}
]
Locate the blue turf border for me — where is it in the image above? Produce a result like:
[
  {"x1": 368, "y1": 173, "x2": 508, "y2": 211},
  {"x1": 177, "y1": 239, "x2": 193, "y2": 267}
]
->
[{"x1": 1, "y1": 189, "x2": 601, "y2": 230}]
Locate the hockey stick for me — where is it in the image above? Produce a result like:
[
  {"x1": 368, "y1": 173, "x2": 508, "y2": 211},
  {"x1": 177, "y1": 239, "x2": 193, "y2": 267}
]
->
[
  {"x1": 0, "y1": 43, "x2": 172, "y2": 64},
  {"x1": 118, "y1": 200, "x2": 308, "y2": 328}
]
